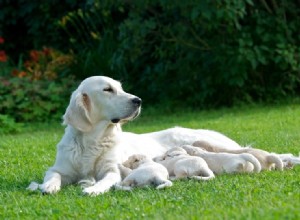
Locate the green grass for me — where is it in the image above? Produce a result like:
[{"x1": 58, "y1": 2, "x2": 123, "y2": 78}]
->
[{"x1": 1, "y1": 102, "x2": 300, "y2": 219}]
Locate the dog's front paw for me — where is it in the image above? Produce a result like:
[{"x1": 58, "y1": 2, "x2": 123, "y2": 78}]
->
[
  {"x1": 83, "y1": 185, "x2": 108, "y2": 196},
  {"x1": 40, "y1": 181, "x2": 61, "y2": 194}
]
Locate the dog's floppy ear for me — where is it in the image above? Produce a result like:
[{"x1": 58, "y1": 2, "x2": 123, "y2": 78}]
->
[
  {"x1": 63, "y1": 91, "x2": 92, "y2": 132},
  {"x1": 167, "y1": 151, "x2": 182, "y2": 157}
]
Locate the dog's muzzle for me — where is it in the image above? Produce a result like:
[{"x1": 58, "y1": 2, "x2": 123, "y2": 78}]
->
[
  {"x1": 131, "y1": 97, "x2": 142, "y2": 107},
  {"x1": 111, "y1": 97, "x2": 142, "y2": 124}
]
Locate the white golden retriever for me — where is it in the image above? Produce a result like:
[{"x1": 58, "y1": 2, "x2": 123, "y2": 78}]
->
[
  {"x1": 27, "y1": 76, "x2": 300, "y2": 196},
  {"x1": 115, "y1": 154, "x2": 172, "y2": 190},
  {"x1": 153, "y1": 147, "x2": 215, "y2": 180}
]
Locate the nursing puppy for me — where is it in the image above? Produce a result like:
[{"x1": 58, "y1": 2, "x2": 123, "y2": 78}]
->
[
  {"x1": 182, "y1": 145, "x2": 261, "y2": 174},
  {"x1": 193, "y1": 141, "x2": 283, "y2": 171},
  {"x1": 153, "y1": 147, "x2": 215, "y2": 180},
  {"x1": 115, "y1": 154, "x2": 172, "y2": 190}
]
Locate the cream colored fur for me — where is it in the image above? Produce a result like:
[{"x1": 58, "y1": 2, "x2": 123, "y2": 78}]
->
[
  {"x1": 115, "y1": 154, "x2": 172, "y2": 190},
  {"x1": 154, "y1": 147, "x2": 215, "y2": 180},
  {"x1": 26, "y1": 76, "x2": 300, "y2": 195},
  {"x1": 193, "y1": 141, "x2": 283, "y2": 171},
  {"x1": 182, "y1": 145, "x2": 262, "y2": 174}
]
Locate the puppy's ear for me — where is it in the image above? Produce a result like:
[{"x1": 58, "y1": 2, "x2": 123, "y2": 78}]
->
[
  {"x1": 63, "y1": 91, "x2": 92, "y2": 132},
  {"x1": 168, "y1": 151, "x2": 181, "y2": 157}
]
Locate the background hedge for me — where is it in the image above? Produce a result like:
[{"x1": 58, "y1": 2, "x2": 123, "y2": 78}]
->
[{"x1": 1, "y1": 0, "x2": 300, "y2": 118}]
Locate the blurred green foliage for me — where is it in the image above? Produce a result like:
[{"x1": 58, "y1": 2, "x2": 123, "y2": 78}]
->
[
  {"x1": 1, "y1": 0, "x2": 300, "y2": 111},
  {"x1": 0, "y1": 76, "x2": 77, "y2": 122},
  {"x1": 0, "y1": 114, "x2": 22, "y2": 134}
]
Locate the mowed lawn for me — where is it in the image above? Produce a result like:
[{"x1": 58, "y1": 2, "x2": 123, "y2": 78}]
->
[{"x1": 1, "y1": 102, "x2": 300, "y2": 219}]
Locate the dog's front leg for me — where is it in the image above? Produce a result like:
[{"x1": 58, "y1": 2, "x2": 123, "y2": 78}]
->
[
  {"x1": 83, "y1": 171, "x2": 121, "y2": 196},
  {"x1": 27, "y1": 169, "x2": 62, "y2": 193},
  {"x1": 39, "y1": 169, "x2": 62, "y2": 194}
]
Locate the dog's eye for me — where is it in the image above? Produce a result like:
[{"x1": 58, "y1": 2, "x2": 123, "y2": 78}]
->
[{"x1": 103, "y1": 87, "x2": 114, "y2": 93}]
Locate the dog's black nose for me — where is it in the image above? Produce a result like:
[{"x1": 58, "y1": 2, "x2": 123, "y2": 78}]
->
[{"x1": 132, "y1": 97, "x2": 142, "y2": 106}]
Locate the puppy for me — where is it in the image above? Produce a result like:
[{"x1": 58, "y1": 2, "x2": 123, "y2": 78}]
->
[
  {"x1": 153, "y1": 147, "x2": 215, "y2": 180},
  {"x1": 115, "y1": 154, "x2": 172, "y2": 190},
  {"x1": 181, "y1": 145, "x2": 261, "y2": 174},
  {"x1": 118, "y1": 164, "x2": 132, "y2": 180},
  {"x1": 193, "y1": 140, "x2": 283, "y2": 171}
]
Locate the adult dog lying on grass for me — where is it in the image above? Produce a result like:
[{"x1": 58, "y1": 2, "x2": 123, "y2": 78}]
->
[{"x1": 27, "y1": 76, "x2": 300, "y2": 196}]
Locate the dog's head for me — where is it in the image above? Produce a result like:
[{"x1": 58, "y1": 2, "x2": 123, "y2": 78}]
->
[
  {"x1": 63, "y1": 76, "x2": 141, "y2": 132},
  {"x1": 154, "y1": 147, "x2": 187, "y2": 161},
  {"x1": 123, "y1": 154, "x2": 148, "y2": 169}
]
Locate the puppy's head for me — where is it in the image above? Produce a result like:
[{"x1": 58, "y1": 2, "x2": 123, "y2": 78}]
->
[
  {"x1": 166, "y1": 147, "x2": 187, "y2": 155},
  {"x1": 164, "y1": 147, "x2": 187, "y2": 158},
  {"x1": 181, "y1": 145, "x2": 203, "y2": 155},
  {"x1": 63, "y1": 76, "x2": 142, "y2": 132},
  {"x1": 154, "y1": 147, "x2": 187, "y2": 161},
  {"x1": 123, "y1": 154, "x2": 148, "y2": 169}
]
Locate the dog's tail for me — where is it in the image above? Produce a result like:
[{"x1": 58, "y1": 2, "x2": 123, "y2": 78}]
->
[
  {"x1": 267, "y1": 154, "x2": 283, "y2": 171},
  {"x1": 156, "y1": 180, "x2": 173, "y2": 189},
  {"x1": 241, "y1": 153, "x2": 261, "y2": 173}
]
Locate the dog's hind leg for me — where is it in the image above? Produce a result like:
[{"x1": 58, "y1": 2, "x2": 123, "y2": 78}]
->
[
  {"x1": 169, "y1": 176, "x2": 177, "y2": 181},
  {"x1": 267, "y1": 154, "x2": 283, "y2": 171},
  {"x1": 173, "y1": 168, "x2": 189, "y2": 180}
]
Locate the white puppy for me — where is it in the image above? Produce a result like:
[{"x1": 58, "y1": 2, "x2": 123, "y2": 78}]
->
[
  {"x1": 182, "y1": 145, "x2": 262, "y2": 174},
  {"x1": 115, "y1": 154, "x2": 172, "y2": 190},
  {"x1": 193, "y1": 141, "x2": 283, "y2": 171},
  {"x1": 154, "y1": 147, "x2": 215, "y2": 181}
]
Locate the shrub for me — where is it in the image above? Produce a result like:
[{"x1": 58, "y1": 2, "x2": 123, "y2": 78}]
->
[
  {"x1": 0, "y1": 1, "x2": 82, "y2": 62},
  {"x1": 1, "y1": 0, "x2": 300, "y2": 108},
  {"x1": 112, "y1": 0, "x2": 300, "y2": 106},
  {"x1": 0, "y1": 47, "x2": 77, "y2": 122},
  {"x1": 0, "y1": 76, "x2": 77, "y2": 122},
  {"x1": 0, "y1": 36, "x2": 11, "y2": 76},
  {"x1": 0, "y1": 114, "x2": 23, "y2": 134},
  {"x1": 60, "y1": 0, "x2": 300, "y2": 107}
]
